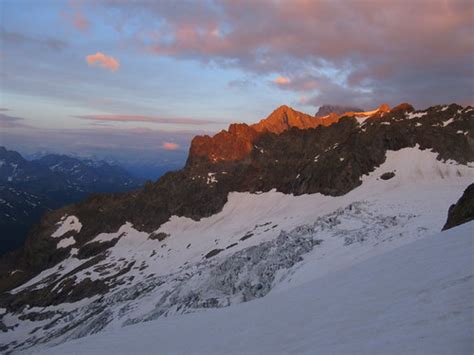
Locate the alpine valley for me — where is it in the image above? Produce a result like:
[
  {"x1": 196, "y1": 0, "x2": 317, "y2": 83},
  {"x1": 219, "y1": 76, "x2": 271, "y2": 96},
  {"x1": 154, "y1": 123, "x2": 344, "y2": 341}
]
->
[
  {"x1": 0, "y1": 103, "x2": 473, "y2": 354},
  {"x1": 0, "y1": 149, "x2": 144, "y2": 255}
]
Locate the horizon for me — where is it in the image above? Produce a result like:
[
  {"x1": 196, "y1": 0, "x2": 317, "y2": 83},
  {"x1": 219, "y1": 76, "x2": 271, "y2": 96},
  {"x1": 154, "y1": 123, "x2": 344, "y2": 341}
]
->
[{"x1": 1, "y1": 0, "x2": 473, "y2": 166}]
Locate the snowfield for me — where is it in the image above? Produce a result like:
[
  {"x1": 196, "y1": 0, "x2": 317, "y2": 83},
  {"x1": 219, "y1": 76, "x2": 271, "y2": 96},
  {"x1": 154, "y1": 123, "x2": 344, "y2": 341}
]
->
[
  {"x1": 2, "y1": 146, "x2": 474, "y2": 353},
  {"x1": 34, "y1": 222, "x2": 474, "y2": 355}
]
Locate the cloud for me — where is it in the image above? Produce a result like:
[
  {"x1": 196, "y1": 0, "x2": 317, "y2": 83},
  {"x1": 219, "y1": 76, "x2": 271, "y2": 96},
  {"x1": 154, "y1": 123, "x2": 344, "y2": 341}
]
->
[
  {"x1": 74, "y1": 114, "x2": 219, "y2": 125},
  {"x1": 86, "y1": 52, "x2": 120, "y2": 71},
  {"x1": 60, "y1": 0, "x2": 91, "y2": 33},
  {"x1": 162, "y1": 142, "x2": 180, "y2": 150},
  {"x1": 73, "y1": 12, "x2": 90, "y2": 32},
  {"x1": 273, "y1": 76, "x2": 290, "y2": 85},
  {"x1": 99, "y1": 0, "x2": 473, "y2": 108},
  {"x1": 61, "y1": 9, "x2": 90, "y2": 33},
  {"x1": 292, "y1": 75, "x2": 378, "y2": 111},
  {"x1": 0, "y1": 113, "x2": 30, "y2": 128},
  {"x1": 0, "y1": 26, "x2": 67, "y2": 51},
  {"x1": 0, "y1": 108, "x2": 10, "y2": 112},
  {"x1": 66, "y1": 12, "x2": 90, "y2": 32},
  {"x1": 272, "y1": 75, "x2": 319, "y2": 92}
]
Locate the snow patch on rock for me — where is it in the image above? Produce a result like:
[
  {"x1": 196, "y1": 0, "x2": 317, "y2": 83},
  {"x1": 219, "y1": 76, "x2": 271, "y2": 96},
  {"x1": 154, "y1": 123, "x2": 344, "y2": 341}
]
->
[
  {"x1": 51, "y1": 216, "x2": 82, "y2": 238},
  {"x1": 57, "y1": 236, "x2": 75, "y2": 249}
]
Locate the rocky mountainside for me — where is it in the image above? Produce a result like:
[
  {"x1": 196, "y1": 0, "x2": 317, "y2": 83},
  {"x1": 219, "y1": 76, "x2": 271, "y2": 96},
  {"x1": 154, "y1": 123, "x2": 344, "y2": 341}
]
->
[
  {"x1": 0, "y1": 103, "x2": 472, "y2": 353},
  {"x1": 0, "y1": 149, "x2": 143, "y2": 255}
]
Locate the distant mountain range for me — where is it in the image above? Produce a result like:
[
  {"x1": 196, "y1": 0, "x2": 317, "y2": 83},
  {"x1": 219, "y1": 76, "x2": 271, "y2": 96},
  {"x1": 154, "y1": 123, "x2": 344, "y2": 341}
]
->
[{"x1": 0, "y1": 147, "x2": 144, "y2": 255}]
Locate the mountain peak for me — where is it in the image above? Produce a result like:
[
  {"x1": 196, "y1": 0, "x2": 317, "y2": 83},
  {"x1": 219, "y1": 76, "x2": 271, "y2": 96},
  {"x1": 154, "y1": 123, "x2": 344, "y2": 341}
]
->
[
  {"x1": 253, "y1": 105, "x2": 315, "y2": 133},
  {"x1": 378, "y1": 103, "x2": 390, "y2": 112},
  {"x1": 274, "y1": 104, "x2": 292, "y2": 112}
]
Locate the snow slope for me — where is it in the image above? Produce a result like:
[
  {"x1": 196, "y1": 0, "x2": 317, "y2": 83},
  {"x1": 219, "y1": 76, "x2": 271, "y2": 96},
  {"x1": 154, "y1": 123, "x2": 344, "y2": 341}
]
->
[
  {"x1": 3, "y1": 146, "x2": 473, "y2": 352},
  {"x1": 34, "y1": 221, "x2": 474, "y2": 355}
]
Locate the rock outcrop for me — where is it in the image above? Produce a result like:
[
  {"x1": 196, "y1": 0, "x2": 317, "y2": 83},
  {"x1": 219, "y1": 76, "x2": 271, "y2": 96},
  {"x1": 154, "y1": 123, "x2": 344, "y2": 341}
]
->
[{"x1": 443, "y1": 183, "x2": 474, "y2": 230}]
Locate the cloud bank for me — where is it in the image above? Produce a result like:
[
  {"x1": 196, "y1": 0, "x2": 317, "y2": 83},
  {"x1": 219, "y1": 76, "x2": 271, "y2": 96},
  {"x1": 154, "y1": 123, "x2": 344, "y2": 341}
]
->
[
  {"x1": 0, "y1": 113, "x2": 30, "y2": 128},
  {"x1": 162, "y1": 142, "x2": 180, "y2": 150},
  {"x1": 102, "y1": 0, "x2": 473, "y2": 107},
  {"x1": 74, "y1": 114, "x2": 218, "y2": 125}
]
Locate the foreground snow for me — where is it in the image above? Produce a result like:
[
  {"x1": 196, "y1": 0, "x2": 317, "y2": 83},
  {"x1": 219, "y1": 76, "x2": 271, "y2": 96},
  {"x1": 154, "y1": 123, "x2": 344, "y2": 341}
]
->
[{"x1": 34, "y1": 222, "x2": 474, "y2": 355}]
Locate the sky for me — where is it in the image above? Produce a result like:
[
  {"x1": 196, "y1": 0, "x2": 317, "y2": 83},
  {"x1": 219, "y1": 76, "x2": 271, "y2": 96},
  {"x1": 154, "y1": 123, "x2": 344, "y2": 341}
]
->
[{"x1": 0, "y1": 0, "x2": 473, "y2": 170}]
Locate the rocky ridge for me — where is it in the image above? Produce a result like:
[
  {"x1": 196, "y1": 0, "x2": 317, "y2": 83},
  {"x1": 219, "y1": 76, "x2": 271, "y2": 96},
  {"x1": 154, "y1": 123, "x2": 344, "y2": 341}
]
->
[{"x1": 188, "y1": 104, "x2": 391, "y2": 163}]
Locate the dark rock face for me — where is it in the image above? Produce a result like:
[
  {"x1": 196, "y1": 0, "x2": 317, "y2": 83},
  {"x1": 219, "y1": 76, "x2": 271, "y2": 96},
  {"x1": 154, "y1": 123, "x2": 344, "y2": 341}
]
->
[
  {"x1": 443, "y1": 183, "x2": 474, "y2": 230},
  {"x1": 0, "y1": 103, "x2": 473, "y2": 295},
  {"x1": 315, "y1": 105, "x2": 364, "y2": 117}
]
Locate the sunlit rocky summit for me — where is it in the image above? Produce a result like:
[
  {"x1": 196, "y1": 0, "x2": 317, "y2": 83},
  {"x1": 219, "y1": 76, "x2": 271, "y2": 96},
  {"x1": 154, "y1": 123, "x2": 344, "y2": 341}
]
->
[{"x1": 189, "y1": 103, "x2": 392, "y2": 162}]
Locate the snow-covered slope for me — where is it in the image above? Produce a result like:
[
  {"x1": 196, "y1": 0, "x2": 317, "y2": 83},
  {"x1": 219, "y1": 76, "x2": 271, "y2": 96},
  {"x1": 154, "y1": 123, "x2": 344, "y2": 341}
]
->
[
  {"x1": 35, "y1": 221, "x2": 474, "y2": 355},
  {"x1": 1, "y1": 146, "x2": 473, "y2": 353}
]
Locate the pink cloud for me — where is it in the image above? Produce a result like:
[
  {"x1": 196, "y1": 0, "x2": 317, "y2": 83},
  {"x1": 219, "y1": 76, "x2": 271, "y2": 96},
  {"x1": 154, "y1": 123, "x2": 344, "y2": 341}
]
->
[
  {"x1": 60, "y1": 6, "x2": 90, "y2": 33},
  {"x1": 86, "y1": 52, "x2": 120, "y2": 72},
  {"x1": 272, "y1": 75, "x2": 319, "y2": 92},
  {"x1": 273, "y1": 76, "x2": 290, "y2": 85},
  {"x1": 162, "y1": 142, "x2": 180, "y2": 150},
  {"x1": 73, "y1": 12, "x2": 90, "y2": 32},
  {"x1": 74, "y1": 114, "x2": 218, "y2": 125}
]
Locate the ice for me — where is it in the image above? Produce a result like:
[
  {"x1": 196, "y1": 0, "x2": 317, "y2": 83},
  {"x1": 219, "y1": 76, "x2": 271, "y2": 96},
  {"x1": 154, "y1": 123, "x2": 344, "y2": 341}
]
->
[{"x1": 35, "y1": 222, "x2": 474, "y2": 355}]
